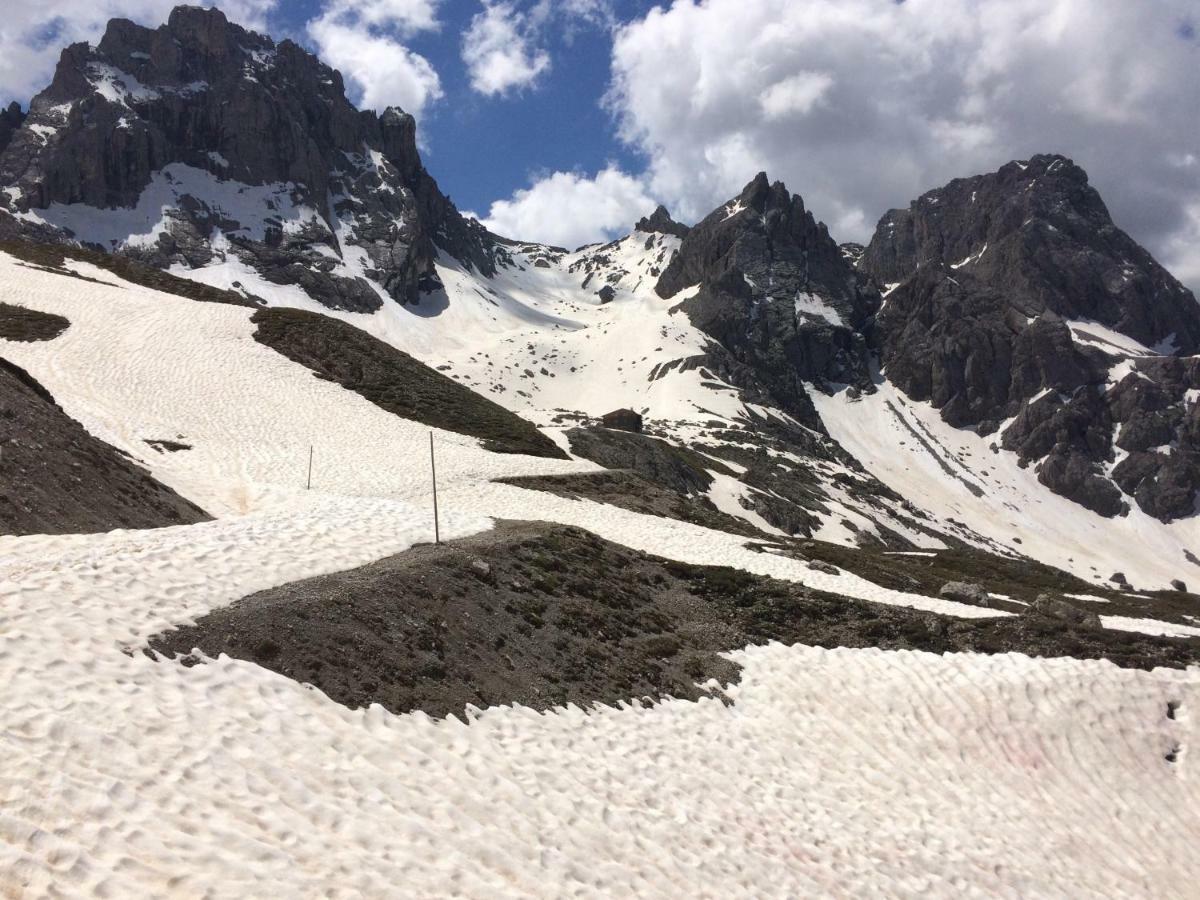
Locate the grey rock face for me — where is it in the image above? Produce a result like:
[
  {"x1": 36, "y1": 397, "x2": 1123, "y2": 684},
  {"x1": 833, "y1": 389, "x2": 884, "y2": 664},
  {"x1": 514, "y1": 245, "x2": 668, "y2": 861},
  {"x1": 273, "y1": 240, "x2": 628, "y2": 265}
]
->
[
  {"x1": 0, "y1": 102, "x2": 25, "y2": 156},
  {"x1": 864, "y1": 154, "x2": 1200, "y2": 522},
  {"x1": 635, "y1": 204, "x2": 690, "y2": 240},
  {"x1": 0, "y1": 6, "x2": 496, "y2": 310},
  {"x1": 862, "y1": 154, "x2": 1200, "y2": 354},
  {"x1": 656, "y1": 173, "x2": 880, "y2": 423}
]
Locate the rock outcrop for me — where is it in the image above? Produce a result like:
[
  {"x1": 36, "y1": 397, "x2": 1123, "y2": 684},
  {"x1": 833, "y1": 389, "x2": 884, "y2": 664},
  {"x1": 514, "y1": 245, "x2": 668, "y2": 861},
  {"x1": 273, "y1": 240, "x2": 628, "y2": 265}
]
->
[
  {"x1": 0, "y1": 102, "x2": 25, "y2": 157},
  {"x1": 635, "y1": 205, "x2": 690, "y2": 240},
  {"x1": 656, "y1": 173, "x2": 880, "y2": 423},
  {"x1": 0, "y1": 6, "x2": 496, "y2": 311},
  {"x1": 861, "y1": 154, "x2": 1200, "y2": 521}
]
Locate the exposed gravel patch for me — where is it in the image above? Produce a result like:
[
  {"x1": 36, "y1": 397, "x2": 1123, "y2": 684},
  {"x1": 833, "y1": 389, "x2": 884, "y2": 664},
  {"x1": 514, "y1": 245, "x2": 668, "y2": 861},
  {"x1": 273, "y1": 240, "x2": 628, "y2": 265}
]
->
[
  {"x1": 0, "y1": 302, "x2": 69, "y2": 342},
  {"x1": 251, "y1": 307, "x2": 567, "y2": 459},
  {"x1": 0, "y1": 358, "x2": 210, "y2": 535},
  {"x1": 150, "y1": 521, "x2": 1200, "y2": 721}
]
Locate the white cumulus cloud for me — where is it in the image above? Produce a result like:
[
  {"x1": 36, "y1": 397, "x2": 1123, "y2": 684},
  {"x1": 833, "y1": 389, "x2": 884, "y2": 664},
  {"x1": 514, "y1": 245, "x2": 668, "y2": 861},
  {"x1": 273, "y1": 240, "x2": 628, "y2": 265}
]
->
[
  {"x1": 306, "y1": 0, "x2": 443, "y2": 119},
  {"x1": 479, "y1": 165, "x2": 657, "y2": 249},
  {"x1": 0, "y1": 0, "x2": 276, "y2": 104},
  {"x1": 461, "y1": 1, "x2": 551, "y2": 96},
  {"x1": 606, "y1": 0, "x2": 1200, "y2": 292}
]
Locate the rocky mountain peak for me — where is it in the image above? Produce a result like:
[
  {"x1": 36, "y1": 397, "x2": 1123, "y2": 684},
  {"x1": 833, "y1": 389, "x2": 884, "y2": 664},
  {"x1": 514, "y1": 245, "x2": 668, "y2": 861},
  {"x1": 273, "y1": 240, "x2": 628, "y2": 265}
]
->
[
  {"x1": 635, "y1": 205, "x2": 689, "y2": 239},
  {"x1": 652, "y1": 174, "x2": 881, "y2": 424},
  {"x1": 861, "y1": 153, "x2": 1200, "y2": 354},
  {"x1": 656, "y1": 173, "x2": 873, "y2": 327},
  {"x1": 0, "y1": 4, "x2": 495, "y2": 311},
  {"x1": 865, "y1": 155, "x2": 1200, "y2": 522}
]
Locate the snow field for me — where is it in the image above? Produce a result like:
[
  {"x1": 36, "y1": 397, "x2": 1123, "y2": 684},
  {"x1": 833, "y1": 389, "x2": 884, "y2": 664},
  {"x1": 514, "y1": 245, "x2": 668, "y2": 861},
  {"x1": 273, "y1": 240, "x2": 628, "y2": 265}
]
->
[
  {"x1": 0, "y1": 251, "x2": 988, "y2": 617},
  {"x1": 2, "y1": 248, "x2": 1200, "y2": 896},
  {"x1": 811, "y1": 382, "x2": 1200, "y2": 591},
  {"x1": 3, "y1": 517, "x2": 1197, "y2": 898}
]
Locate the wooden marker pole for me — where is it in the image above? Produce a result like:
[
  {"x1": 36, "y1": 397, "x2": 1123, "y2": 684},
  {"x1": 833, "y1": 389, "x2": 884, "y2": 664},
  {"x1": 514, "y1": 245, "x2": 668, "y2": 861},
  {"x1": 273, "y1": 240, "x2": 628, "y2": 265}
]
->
[
  {"x1": 430, "y1": 432, "x2": 440, "y2": 545},
  {"x1": 307, "y1": 445, "x2": 313, "y2": 490}
]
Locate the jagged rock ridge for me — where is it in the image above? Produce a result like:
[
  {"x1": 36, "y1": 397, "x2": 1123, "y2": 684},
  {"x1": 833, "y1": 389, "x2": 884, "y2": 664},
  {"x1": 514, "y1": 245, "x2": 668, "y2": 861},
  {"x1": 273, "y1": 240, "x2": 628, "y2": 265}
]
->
[
  {"x1": 860, "y1": 154, "x2": 1200, "y2": 520},
  {"x1": 0, "y1": 5, "x2": 496, "y2": 310},
  {"x1": 655, "y1": 172, "x2": 880, "y2": 424}
]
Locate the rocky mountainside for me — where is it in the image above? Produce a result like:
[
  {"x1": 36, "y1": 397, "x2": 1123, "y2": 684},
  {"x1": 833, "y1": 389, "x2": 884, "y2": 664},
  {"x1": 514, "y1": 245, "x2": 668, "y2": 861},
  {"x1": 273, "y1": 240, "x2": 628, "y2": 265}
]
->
[
  {"x1": 655, "y1": 173, "x2": 880, "y2": 424},
  {"x1": 859, "y1": 154, "x2": 1200, "y2": 520},
  {"x1": 0, "y1": 6, "x2": 495, "y2": 311},
  {"x1": 1, "y1": 5, "x2": 1198, "y2": 561}
]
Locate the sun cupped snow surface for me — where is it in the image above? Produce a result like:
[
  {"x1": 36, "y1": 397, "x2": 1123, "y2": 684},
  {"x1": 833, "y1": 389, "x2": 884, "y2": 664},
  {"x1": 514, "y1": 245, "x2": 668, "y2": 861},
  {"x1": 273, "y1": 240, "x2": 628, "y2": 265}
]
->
[
  {"x1": 2, "y1": 252, "x2": 1199, "y2": 895},
  {"x1": 3, "y1": 512, "x2": 1198, "y2": 897}
]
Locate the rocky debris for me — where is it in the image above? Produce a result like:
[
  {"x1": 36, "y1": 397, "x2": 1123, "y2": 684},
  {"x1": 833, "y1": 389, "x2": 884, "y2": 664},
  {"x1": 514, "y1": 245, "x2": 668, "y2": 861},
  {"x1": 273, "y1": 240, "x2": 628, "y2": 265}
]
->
[
  {"x1": 635, "y1": 204, "x2": 690, "y2": 240},
  {"x1": 939, "y1": 582, "x2": 992, "y2": 607},
  {"x1": 0, "y1": 357, "x2": 209, "y2": 535},
  {"x1": 250, "y1": 307, "x2": 566, "y2": 458},
  {"x1": 656, "y1": 173, "x2": 880, "y2": 423},
  {"x1": 1027, "y1": 594, "x2": 1102, "y2": 629},
  {"x1": 495, "y1": 470, "x2": 767, "y2": 539},
  {"x1": 149, "y1": 521, "x2": 1200, "y2": 721},
  {"x1": 807, "y1": 561, "x2": 840, "y2": 576},
  {"x1": 150, "y1": 522, "x2": 745, "y2": 719},
  {"x1": 0, "y1": 302, "x2": 69, "y2": 341},
  {"x1": 564, "y1": 426, "x2": 717, "y2": 495},
  {"x1": 145, "y1": 439, "x2": 192, "y2": 453},
  {"x1": 0, "y1": 6, "x2": 497, "y2": 311}
]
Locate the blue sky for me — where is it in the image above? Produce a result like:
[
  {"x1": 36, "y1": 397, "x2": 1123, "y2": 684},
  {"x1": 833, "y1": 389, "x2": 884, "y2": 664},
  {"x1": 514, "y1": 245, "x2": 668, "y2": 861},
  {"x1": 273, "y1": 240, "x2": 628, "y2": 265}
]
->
[{"x1": 263, "y1": 0, "x2": 655, "y2": 222}]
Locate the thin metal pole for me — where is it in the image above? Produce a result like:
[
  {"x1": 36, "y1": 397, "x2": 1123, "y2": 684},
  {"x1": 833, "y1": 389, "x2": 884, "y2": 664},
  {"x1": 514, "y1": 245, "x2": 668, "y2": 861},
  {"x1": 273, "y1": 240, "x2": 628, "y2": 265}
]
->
[
  {"x1": 307, "y1": 444, "x2": 313, "y2": 490},
  {"x1": 430, "y1": 432, "x2": 440, "y2": 545}
]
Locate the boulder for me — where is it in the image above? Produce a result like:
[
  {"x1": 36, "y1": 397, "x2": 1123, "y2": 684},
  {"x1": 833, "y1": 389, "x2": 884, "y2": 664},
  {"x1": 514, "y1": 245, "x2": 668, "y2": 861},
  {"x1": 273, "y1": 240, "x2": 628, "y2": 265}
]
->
[
  {"x1": 807, "y1": 560, "x2": 840, "y2": 576},
  {"x1": 938, "y1": 582, "x2": 992, "y2": 607},
  {"x1": 1026, "y1": 594, "x2": 1102, "y2": 629}
]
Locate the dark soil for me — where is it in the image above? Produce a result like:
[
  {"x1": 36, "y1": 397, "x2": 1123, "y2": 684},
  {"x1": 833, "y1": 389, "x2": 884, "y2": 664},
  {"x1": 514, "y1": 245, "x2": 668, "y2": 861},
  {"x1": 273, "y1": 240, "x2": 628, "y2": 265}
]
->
[
  {"x1": 764, "y1": 540, "x2": 1200, "y2": 625},
  {"x1": 564, "y1": 425, "x2": 736, "y2": 493},
  {"x1": 149, "y1": 521, "x2": 1200, "y2": 722},
  {"x1": 0, "y1": 239, "x2": 259, "y2": 308},
  {"x1": 250, "y1": 307, "x2": 567, "y2": 459},
  {"x1": 150, "y1": 522, "x2": 743, "y2": 719},
  {"x1": 497, "y1": 470, "x2": 766, "y2": 538},
  {"x1": 0, "y1": 358, "x2": 210, "y2": 535},
  {"x1": 0, "y1": 302, "x2": 69, "y2": 341}
]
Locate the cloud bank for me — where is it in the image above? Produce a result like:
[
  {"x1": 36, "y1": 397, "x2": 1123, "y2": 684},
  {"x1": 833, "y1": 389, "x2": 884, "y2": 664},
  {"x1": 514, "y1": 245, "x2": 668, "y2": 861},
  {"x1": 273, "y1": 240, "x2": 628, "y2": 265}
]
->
[{"x1": 489, "y1": 0, "x2": 1200, "y2": 287}]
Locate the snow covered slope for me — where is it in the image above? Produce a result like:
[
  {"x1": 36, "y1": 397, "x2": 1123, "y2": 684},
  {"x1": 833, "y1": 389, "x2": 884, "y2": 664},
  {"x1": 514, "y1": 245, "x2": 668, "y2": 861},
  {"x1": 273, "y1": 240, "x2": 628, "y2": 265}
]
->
[
  {"x1": 0, "y1": 249, "x2": 990, "y2": 615},
  {"x1": 2, "y1": 209, "x2": 1199, "y2": 900},
  {"x1": 153, "y1": 219, "x2": 1200, "y2": 591}
]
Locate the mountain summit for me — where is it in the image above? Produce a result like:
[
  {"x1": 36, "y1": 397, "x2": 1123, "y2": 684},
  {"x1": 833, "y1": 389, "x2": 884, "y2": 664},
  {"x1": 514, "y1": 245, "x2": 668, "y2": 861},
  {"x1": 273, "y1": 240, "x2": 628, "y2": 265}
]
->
[{"x1": 0, "y1": 5, "x2": 495, "y2": 310}]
